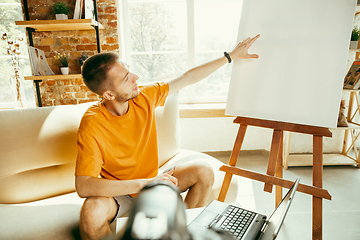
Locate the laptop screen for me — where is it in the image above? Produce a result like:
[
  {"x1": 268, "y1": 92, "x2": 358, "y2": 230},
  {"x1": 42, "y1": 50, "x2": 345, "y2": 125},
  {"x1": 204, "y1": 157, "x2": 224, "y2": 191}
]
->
[{"x1": 259, "y1": 177, "x2": 300, "y2": 240}]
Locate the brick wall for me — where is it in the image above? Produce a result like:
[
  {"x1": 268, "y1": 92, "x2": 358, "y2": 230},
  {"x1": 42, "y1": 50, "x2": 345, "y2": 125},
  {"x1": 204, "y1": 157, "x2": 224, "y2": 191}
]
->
[{"x1": 22, "y1": 0, "x2": 119, "y2": 106}]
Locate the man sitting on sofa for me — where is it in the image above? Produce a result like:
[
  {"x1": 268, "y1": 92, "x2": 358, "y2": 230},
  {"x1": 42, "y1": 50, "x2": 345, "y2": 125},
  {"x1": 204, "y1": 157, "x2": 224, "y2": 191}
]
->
[{"x1": 75, "y1": 34, "x2": 260, "y2": 240}]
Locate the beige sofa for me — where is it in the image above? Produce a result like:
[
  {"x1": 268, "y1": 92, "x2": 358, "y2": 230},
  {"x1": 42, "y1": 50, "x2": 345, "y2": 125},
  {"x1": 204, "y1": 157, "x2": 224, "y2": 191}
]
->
[{"x1": 0, "y1": 93, "x2": 238, "y2": 240}]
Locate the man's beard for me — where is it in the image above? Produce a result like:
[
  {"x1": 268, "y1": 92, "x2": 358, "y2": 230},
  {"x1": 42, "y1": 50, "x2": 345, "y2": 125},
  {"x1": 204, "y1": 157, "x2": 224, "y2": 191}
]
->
[{"x1": 114, "y1": 90, "x2": 139, "y2": 102}]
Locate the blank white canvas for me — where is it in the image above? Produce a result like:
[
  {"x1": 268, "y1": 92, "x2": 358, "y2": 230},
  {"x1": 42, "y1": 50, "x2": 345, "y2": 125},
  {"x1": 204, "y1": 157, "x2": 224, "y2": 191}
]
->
[{"x1": 226, "y1": 0, "x2": 356, "y2": 129}]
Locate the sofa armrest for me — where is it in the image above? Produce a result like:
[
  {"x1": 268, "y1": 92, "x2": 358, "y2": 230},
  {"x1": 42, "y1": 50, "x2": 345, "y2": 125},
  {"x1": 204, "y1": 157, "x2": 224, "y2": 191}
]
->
[{"x1": 156, "y1": 92, "x2": 181, "y2": 167}]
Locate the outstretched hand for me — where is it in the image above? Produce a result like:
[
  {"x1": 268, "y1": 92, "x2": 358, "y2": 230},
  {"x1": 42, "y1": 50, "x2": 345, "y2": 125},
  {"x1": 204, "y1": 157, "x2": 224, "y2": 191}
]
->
[{"x1": 229, "y1": 34, "x2": 260, "y2": 60}]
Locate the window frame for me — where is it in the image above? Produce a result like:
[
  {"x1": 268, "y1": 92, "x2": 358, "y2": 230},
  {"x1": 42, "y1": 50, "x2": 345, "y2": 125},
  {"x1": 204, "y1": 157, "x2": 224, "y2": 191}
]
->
[
  {"x1": 117, "y1": 0, "x2": 237, "y2": 104},
  {"x1": 0, "y1": 1, "x2": 36, "y2": 109}
]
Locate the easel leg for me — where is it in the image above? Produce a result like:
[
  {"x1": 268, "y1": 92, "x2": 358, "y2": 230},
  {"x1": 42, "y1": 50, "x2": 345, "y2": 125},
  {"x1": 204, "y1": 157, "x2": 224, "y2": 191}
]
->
[
  {"x1": 264, "y1": 129, "x2": 283, "y2": 193},
  {"x1": 229, "y1": 125, "x2": 248, "y2": 166},
  {"x1": 218, "y1": 173, "x2": 233, "y2": 202},
  {"x1": 313, "y1": 136, "x2": 323, "y2": 240},
  {"x1": 275, "y1": 131, "x2": 283, "y2": 207},
  {"x1": 218, "y1": 124, "x2": 248, "y2": 202}
]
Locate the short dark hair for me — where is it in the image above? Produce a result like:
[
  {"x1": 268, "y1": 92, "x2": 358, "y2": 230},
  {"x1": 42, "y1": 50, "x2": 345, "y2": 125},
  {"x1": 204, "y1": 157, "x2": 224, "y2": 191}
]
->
[{"x1": 81, "y1": 52, "x2": 119, "y2": 95}]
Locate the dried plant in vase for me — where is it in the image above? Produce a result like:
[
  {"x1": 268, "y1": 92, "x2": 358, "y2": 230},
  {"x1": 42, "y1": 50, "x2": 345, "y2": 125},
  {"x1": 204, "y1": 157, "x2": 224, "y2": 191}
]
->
[
  {"x1": 79, "y1": 54, "x2": 89, "y2": 66},
  {"x1": 1, "y1": 32, "x2": 26, "y2": 108}
]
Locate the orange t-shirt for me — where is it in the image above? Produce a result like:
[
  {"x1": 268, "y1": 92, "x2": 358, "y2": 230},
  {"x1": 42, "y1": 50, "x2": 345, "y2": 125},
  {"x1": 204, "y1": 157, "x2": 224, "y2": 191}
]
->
[{"x1": 75, "y1": 82, "x2": 169, "y2": 186}]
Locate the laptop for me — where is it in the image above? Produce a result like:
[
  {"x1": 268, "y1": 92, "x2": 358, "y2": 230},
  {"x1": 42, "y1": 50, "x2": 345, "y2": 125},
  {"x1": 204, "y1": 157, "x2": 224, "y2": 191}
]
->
[{"x1": 188, "y1": 178, "x2": 300, "y2": 240}]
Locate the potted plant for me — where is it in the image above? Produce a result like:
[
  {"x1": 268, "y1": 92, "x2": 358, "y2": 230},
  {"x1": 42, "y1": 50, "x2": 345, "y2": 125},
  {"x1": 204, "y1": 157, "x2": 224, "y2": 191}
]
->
[
  {"x1": 54, "y1": 52, "x2": 70, "y2": 75},
  {"x1": 79, "y1": 54, "x2": 89, "y2": 66},
  {"x1": 350, "y1": 27, "x2": 360, "y2": 49},
  {"x1": 52, "y1": 2, "x2": 70, "y2": 20}
]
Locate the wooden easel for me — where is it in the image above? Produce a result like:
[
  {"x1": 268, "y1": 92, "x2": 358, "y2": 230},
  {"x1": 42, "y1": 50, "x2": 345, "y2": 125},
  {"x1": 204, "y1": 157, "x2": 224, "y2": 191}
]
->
[{"x1": 218, "y1": 116, "x2": 332, "y2": 240}]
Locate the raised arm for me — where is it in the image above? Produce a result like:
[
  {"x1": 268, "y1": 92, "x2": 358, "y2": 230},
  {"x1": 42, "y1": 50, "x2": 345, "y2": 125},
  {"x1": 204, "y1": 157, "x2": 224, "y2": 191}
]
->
[{"x1": 167, "y1": 34, "x2": 260, "y2": 96}]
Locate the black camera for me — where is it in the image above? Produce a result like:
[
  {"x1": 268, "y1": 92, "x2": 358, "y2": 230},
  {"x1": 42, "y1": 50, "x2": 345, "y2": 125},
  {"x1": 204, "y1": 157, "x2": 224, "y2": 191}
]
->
[{"x1": 118, "y1": 182, "x2": 233, "y2": 240}]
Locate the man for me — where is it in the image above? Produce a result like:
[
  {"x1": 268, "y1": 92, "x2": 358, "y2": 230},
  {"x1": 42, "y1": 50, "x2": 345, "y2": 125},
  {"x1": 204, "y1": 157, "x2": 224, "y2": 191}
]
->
[{"x1": 75, "y1": 34, "x2": 260, "y2": 240}]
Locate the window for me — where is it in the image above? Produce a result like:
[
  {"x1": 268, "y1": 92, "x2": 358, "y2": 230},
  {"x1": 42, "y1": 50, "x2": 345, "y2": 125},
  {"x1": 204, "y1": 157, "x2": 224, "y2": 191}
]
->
[
  {"x1": 118, "y1": 0, "x2": 242, "y2": 103},
  {"x1": 0, "y1": 0, "x2": 35, "y2": 108}
]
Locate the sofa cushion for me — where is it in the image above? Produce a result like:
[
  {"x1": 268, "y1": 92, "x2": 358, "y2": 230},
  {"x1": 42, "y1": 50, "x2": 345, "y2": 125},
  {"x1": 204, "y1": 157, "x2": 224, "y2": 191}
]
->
[
  {"x1": 0, "y1": 192, "x2": 84, "y2": 240},
  {"x1": 0, "y1": 103, "x2": 92, "y2": 204}
]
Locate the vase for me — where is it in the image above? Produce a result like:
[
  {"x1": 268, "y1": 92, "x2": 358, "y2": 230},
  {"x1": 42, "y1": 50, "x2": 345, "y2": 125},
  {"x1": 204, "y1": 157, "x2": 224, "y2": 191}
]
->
[
  {"x1": 55, "y1": 14, "x2": 68, "y2": 20},
  {"x1": 350, "y1": 41, "x2": 358, "y2": 49},
  {"x1": 60, "y1": 67, "x2": 69, "y2": 75},
  {"x1": 10, "y1": 76, "x2": 26, "y2": 109}
]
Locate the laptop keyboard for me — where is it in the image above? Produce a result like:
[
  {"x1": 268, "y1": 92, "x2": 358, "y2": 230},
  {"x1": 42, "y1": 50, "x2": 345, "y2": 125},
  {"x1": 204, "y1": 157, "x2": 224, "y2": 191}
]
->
[{"x1": 219, "y1": 206, "x2": 256, "y2": 240}]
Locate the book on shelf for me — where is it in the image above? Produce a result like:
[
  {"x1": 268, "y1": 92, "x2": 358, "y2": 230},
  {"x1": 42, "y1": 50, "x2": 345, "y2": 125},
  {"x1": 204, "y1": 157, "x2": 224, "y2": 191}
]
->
[
  {"x1": 28, "y1": 46, "x2": 54, "y2": 76},
  {"x1": 74, "y1": 0, "x2": 94, "y2": 20},
  {"x1": 74, "y1": 0, "x2": 84, "y2": 19},
  {"x1": 84, "y1": 0, "x2": 95, "y2": 19},
  {"x1": 344, "y1": 59, "x2": 360, "y2": 90}
]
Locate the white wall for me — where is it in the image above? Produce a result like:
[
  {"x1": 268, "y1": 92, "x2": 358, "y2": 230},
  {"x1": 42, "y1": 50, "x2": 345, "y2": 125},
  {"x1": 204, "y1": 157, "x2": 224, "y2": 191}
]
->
[{"x1": 179, "y1": 117, "x2": 344, "y2": 153}]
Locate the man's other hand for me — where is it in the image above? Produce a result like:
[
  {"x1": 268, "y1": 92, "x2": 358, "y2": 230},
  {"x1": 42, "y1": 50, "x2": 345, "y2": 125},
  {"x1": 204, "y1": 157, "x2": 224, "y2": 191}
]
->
[{"x1": 152, "y1": 169, "x2": 178, "y2": 186}]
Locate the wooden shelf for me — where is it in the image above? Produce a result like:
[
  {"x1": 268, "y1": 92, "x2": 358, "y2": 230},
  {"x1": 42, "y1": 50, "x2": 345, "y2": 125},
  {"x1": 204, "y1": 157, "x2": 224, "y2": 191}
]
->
[
  {"x1": 24, "y1": 74, "x2": 82, "y2": 80},
  {"x1": 349, "y1": 48, "x2": 360, "y2": 52},
  {"x1": 286, "y1": 153, "x2": 358, "y2": 167},
  {"x1": 15, "y1": 19, "x2": 103, "y2": 31},
  {"x1": 18, "y1": 1, "x2": 101, "y2": 107},
  {"x1": 333, "y1": 122, "x2": 360, "y2": 130},
  {"x1": 342, "y1": 88, "x2": 360, "y2": 92}
]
